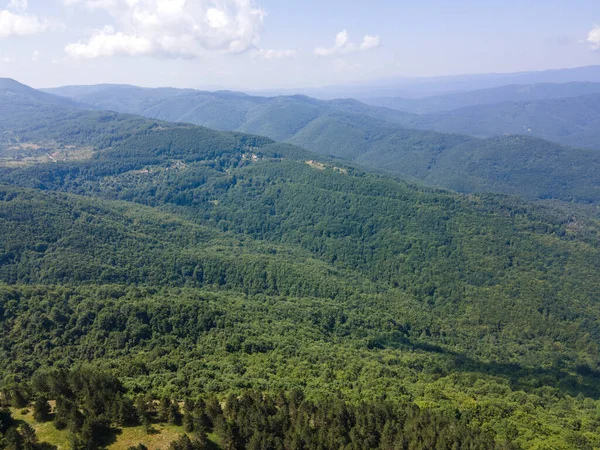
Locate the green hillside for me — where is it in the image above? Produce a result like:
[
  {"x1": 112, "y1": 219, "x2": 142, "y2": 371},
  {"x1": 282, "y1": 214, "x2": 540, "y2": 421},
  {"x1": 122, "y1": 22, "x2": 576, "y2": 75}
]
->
[{"x1": 3, "y1": 155, "x2": 600, "y2": 448}]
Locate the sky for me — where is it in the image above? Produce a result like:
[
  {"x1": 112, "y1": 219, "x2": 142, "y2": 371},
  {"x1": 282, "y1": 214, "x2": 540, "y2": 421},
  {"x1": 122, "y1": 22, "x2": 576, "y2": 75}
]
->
[{"x1": 0, "y1": 0, "x2": 600, "y2": 90}]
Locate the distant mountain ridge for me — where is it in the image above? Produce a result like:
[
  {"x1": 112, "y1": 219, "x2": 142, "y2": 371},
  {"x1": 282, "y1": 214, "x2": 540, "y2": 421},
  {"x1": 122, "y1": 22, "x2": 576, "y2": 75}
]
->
[
  {"x1": 45, "y1": 80, "x2": 600, "y2": 151},
  {"x1": 364, "y1": 82, "x2": 600, "y2": 113},
  {"x1": 0, "y1": 77, "x2": 89, "y2": 109},
  {"x1": 247, "y1": 65, "x2": 600, "y2": 99},
  {"x1": 394, "y1": 93, "x2": 600, "y2": 149}
]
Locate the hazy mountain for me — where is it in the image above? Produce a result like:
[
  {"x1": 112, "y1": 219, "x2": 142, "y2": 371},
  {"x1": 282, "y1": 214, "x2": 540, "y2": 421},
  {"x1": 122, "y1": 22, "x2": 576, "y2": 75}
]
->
[
  {"x1": 0, "y1": 77, "x2": 89, "y2": 109},
  {"x1": 394, "y1": 93, "x2": 600, "y2": 149},
  {"x1": 364, "y1": 82, "x2": 600, "y2": 113},
  {"x1": 247, "y1": 65, "x2": 600, "y2": 99}
]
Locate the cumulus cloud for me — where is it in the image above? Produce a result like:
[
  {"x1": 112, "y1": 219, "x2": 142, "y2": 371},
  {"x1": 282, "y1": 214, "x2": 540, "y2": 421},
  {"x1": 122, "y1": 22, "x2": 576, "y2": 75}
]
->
[
  {"x1": 65, "y1": 0, "x2": 272, "y2": 59},
  {"x1": 314, "y1": 30, "x2": 380, "y2": 57},
  {"x1": 588, "y1": 25, "x2": 600, "y2": 50},
  {"x1": 0, "y1": 0, "x2": 51, "y2": 38},
  {"x1": 254, "y1": 48, "x2": 296, "y2": 60}
]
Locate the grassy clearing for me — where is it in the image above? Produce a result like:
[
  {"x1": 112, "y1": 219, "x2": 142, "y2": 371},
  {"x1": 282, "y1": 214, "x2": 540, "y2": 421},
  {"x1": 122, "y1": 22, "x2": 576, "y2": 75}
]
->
[
  {"x1": 10, "y1": 408, "x2": 71, "y2": 450},
  {"x1": 306, "y1": 160, "x2": 348, "y2": 174},
  {"x1": 0, "y1": 144, "x2": 93, "y2": 167},
  {"x1": 9, "y1": 408, "x2": 216, "y2": 450},
  {"x1": 108, "y1": 424, "x2": 185, "y2": 450}
]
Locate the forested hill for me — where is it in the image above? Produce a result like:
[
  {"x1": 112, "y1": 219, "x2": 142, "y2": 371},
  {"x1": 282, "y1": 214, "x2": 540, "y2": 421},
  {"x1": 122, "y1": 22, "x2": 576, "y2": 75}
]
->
[
  {"x1": 2, "y1": 80, "x2": 600, "y2": 448},
  {"x1": 42, "y1": 81, "x2": 600, "y2": 204}
]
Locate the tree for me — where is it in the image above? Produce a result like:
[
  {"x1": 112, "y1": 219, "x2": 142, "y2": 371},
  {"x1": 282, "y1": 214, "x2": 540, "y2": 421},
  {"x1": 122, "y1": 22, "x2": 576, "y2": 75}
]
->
[
  {"x1": 168, "y1": 401, "x2": 182, "y2": 426},
  {"x1": 3, "y1": 427, "x2": 24, "y2": 450},
  {"x1": 158, "y1": 396, "x2": 171, "y2": 423},
  {"x1": 78, "y1": 417, "x2": 110, "y2": 450},
  {"x1": 6, "y1": 387, "x2": 28, "y2": 408},
  {"x1": 168, "y1": 434, "x2": 209, "y2": 450},
  {"x1": 183, "y1": 400, "x2": 194, "y2": 433},
  {"x1": 0, "y1": 408, "x2": 13, "y2": 435},
  {"x1": 169, "y1": 434, "x2": 194, "y2": 450},
  {"x1": 115, "y1": 397, "x2": 138, "y2": 427},
  {"x1": 19, "y1": 423, "x2": 38, "y2": 450},
  {"x1": 135, "y1": 395, "x2": 153, "y2": 435},
  {"x1": 33, "y1": 397, "x2": 52, "y2": 423}
]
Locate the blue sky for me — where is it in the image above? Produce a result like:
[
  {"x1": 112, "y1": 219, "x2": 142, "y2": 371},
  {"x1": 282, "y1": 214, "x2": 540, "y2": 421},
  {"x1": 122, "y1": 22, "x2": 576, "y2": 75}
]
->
[{"x1": 0, "y1": 0, "x2": 599, "y2": 90}]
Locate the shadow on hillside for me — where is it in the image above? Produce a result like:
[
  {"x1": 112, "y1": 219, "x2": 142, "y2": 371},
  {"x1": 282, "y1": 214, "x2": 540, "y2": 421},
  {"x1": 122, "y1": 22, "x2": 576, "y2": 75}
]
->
[
  {"x1": 376, "y1": 336, "x2": 600, "y2": 400},
  {"x1": 99, "y1": 427, "x2": 121, "y2": 448},
  {"x1": 9, "y1": 417, "x2": 58, "y2": 449},
  {"x1": 450, "y1": 354, "x2": 600, "y2": 400}
]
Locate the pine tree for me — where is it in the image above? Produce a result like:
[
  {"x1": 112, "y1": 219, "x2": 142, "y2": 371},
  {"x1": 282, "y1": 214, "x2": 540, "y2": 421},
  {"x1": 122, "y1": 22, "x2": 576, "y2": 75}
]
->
[
  {"x1": 33, "y1": 396, "x2": 52, "y2": 423},
  {"x1": 158, "y1": 396, "x2": 171, "y2": 423},
  {"x1": 19, "y1": 422, "x2": 38, "y2": 450},
  {"x1": 135, "y1": 395, "x2": 153, "y2": 435},
  {"x1": 3, "y1": 426, "x2": 24, "y2": 450},
  {"x1": 0, "y1": 408, "x2": 13, "y2": 434},
  {"x1": 168, "y1": 400, "x2": 182, "y2": 426},
  {"x1": 9, "y1": 387, "x2": 28, "y2": 408},
  {"x1": 127, "y1": 445, "x2": 149, "y2": 450},
  {"x1": 183, "y1": 400, "x2": 194, "y2": 433}
]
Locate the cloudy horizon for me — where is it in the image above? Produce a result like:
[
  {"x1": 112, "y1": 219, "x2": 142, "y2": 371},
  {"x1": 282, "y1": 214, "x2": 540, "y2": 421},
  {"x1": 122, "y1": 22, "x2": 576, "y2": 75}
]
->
[{"x1": 1, "y1": 0, "x2": 600, "y2": 90}]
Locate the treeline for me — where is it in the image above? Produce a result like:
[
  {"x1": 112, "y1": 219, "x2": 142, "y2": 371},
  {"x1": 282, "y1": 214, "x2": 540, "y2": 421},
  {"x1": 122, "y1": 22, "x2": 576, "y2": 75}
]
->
[{"x1": 0, "y1": 369, "x2": 517, "y2": 450}]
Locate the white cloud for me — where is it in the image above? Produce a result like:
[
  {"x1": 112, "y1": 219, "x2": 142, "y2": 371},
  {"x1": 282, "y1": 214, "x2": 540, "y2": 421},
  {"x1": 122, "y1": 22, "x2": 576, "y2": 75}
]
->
[
  {"x1": 0, "y1": 0, "x2": 57, "y2": 38},
  {"x1": 314, "y1": 30, "x2": 380, "y2": 57},
  {"x1": 1, "y1": 56, "x2": 13, "y2": 63},
  {"x1": 65, "y1": 0, "x2": 270, "y2": 59},
  {"x1": 587, "y1": 25, "x2": 600, "y2": 50},
  {"x1": 254, "y1": 48, "x2": 297, "y2": 60},
  {"x1": 8, "y1": 0, "x2": 27, "y2": 11},
  {"x1": 66, "y1": 25, "x2": 154, "y2": 58},
  {"x1": 31, "y1": 49, "x2": 39, "y2": 61}
]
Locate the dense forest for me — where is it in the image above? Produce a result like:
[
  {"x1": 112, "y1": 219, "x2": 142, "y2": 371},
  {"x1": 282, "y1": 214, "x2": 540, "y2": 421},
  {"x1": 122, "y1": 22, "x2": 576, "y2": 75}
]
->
[{"x1": 1, "y1": 81, "x2": 600, "y2": 449}]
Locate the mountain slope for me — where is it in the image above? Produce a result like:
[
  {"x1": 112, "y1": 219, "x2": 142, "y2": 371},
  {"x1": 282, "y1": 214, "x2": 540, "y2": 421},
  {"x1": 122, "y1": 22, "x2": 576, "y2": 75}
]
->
[
  {"x1": 41, "y1": 83, "x2": 600, "y2": 204},
  {"x1": 287, "y1": 113, "x2": 600, "y2": 203}
]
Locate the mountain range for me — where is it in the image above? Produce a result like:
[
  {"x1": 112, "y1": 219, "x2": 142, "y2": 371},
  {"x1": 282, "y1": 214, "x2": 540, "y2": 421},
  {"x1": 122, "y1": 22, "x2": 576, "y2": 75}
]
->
[
  {"x1": 42, "y1": 80, "x2": 600, "y2": 203},
  {"x1": 364, "y1": 81, "x2": 600, "y2": 113},
  {"x1": 247, "y1": 64, "x2": 600, "y2": 99}
]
